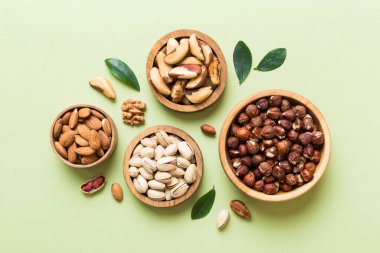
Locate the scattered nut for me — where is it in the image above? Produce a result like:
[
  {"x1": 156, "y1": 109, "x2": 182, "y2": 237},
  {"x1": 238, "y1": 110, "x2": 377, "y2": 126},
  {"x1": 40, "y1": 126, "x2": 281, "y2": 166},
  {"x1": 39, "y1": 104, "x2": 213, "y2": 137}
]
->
[
  {"x1": 216, "y1": 209, "x2": 229, "y2": 230},
  {"x1": 200, "y1": 124, "x2": 216, "y2": 136},
  {"x1": 89, "y1": 76, "x2": 116, "y2": 99},
  {"x1": 111, "y1": 183, "x2": 123, "y2": 202},
  {"x1": 121, "y1": 99, "x2": 146, "y2": 126},
  {"x1": 230, "y1": 200, "x2": 251, "y2": 220},
  {"x1": 81, "y1": 176, "x2": 106, "y2": 194}
]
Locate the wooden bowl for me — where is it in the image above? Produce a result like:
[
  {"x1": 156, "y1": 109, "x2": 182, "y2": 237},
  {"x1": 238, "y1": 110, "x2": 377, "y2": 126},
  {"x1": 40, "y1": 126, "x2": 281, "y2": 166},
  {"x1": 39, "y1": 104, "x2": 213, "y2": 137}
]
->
[
  {"x1": 123, "y1": 125, "x2": 203, "y2": 207},
  {"x1": 219, "y1": 90, "x2": 331, "y2": 202},
  {"x1": 50, "y1": 104, "x2": 117, "y2": 169},
  {"x1": 146, "y1": 29, "x2": 227, "y2": 112}
]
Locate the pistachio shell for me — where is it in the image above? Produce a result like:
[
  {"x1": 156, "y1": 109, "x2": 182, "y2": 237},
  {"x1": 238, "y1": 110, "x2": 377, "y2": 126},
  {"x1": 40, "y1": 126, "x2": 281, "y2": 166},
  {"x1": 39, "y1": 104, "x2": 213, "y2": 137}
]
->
[
  {"x1": 164, "y1": 144, "x2": 178, "y2": 157},
  {"x1": 184, "y1": 164, "x2": 197, "y2": 184},
  {"x1": 128, "y1": 166, "x2": 139, "y2": 177},
  {"x1": 177, "y1": 157, "x2": 190, "y2": 169},
  {"x1": 157, "y1": 156, "x2": 177, "y2": 171},
  {"x1": 165, "y1": 189, "x2": 173, "y2": 201},
  {"x1": 141, "y1": 138, "x2": 157, "y2": 148},
  {"x1": 134, "y1": 175, "x2": 148, "y2": 193},
  {"x1": 154, "y1": 171, "x2": 172, "y2": 184},
  {"x1": 156, "y1": 131, "x2": 172, "y2": 147},
  {"x1": 166, "y1": 177, "x2": 179, "y2": 189},
  {"x1": 148, "y1": 180, "x2": 166, "y2": 190},
  {"x1": 169, "y1": 135, "x2": 182, "y2": 145},
  {"x1": 129, "y1": 156, "x2": 142, "y2": 167},
  {"x1": 147, "y1": 189, "x2": 166, "y2": 201},
  {"x1": 139, "y1": 167, "x2": 154, "y2": 180},
  {"x1": 170, "y1": 181, "x2": 189, "y2": 198},
  {"x1": 139, "y1": 147, "x2": 155, "y2": 158},
  {"x1": 154, "y1": 145, "x2": 165, "y2": 160},
  {"x1": 169, "y1": 167, "x2": 185, "y2": 177},
  {"x1": 178, "y1": 141, "x2": 194, "y2": 160},
  {"x1": 141, "y1": 157, "x2": 157, "y2": 173}
]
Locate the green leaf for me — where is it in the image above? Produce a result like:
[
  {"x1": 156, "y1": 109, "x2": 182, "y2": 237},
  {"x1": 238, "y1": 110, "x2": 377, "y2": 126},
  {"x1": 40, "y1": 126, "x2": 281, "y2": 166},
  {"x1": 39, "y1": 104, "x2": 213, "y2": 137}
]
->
[
  {"x1": 233, "y1": 41, "x2": 252, "y2": 84},
  {"x1": 191, "y1": 186, "x2": 215, "y2": 220},
  {"x1": 255, "y1": 48, "x2": 287, "y2": 72},
  {"x1": 105, "y1": 58, "x2": 140, "y2": 91}
]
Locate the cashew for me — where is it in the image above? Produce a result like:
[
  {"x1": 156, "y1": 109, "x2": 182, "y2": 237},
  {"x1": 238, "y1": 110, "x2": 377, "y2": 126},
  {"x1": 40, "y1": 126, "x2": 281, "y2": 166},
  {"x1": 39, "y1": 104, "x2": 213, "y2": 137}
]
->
[
  {"x1": 169, "y1": 64, "x2": 201, "y2": 79},
  {"x1": 185, "y1": 86, "x2": 213, "y2": 104},
  {"x1": 208, "y1": 58, "x2": 221, "y2": 85},
  {"x1": 171, "y1": 80, "x2": 186, "y2": 103},
  {"x1": 199, "y1": 40, "x2": 214, "y2": 66},
  {"x1": 89, "y1": 77, "x2": 116, "y2": 99},
  {"x1": 189, "y1": 34, "x2": 204, "y2": 61},
  {"x1": 178, "y1": 56, "x2": 203, "y2": 65},
  {"x1": 164, "y1": 39, "x2": 189, "y2": 65},
  {"x1": 167, "y1": 38, "x2": 179, "y2": 54},
  {"x1": 155, "y1": 51, "x2": 173, "y2": 84},
  {"x1": 149, "y1": 67, "x2": 171, "y2": 96},
  {"x1": 186, "y1": 65, "x2": 208, "y2": 89}
]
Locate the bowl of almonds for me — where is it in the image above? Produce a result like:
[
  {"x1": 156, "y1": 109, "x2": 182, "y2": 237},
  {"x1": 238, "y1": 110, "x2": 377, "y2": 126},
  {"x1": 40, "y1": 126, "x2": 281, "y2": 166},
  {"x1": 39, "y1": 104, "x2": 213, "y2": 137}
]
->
[
  {"x1": 219, "y1": 90, "x2": 331, "y2": 202},
  {"x1": 146, "y1": 29, "x2": 227, "y2": 112},
  {"x1": 123, "y1": 125, "x2": 203, "y2": 207},
  {"x1": 50, "y1": 104, "x2": 117, "y2": 168}
]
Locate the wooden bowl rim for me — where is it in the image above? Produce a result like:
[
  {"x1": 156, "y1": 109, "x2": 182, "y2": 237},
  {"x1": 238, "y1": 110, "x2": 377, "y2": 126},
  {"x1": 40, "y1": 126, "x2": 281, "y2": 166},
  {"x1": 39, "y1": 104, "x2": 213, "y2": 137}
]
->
[
  {"x1": 123, "y1": 125, "x2": 203, "y2": 208},
  {"x1": 218, "y1": 89, "x2": 332, "y2": 202},
  {"x1": 50, "y1": 104, "x2": 117, "y2": 169},
  {"x1": 146, "y1": 29, "x2": 227, "y2": 113}
]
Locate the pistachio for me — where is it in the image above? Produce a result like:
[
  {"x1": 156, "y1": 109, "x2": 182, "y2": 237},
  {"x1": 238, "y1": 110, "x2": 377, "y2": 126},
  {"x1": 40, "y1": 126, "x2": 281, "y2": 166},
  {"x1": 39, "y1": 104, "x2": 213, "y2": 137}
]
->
[
  {"x1": 141, "y1": 138, "x2": 157, "y2": 148},
  {"x1": 156, "y1": 156, "x2": 177, "y2": 171},
  {"x1": 147, "y1": 189, "x2": 166, "y2": 201},
  {"x1": 169, "y1": 167, "x2": 185, "y2": 177},
  {"x1": 169, "y1": 135, "x2": 182, "y2": 145},
  {"x1": 164, "y1": 144, "x2": 178, "y2": 156},
  {"x1": 134, "y1": 175, "x2": 148, "y2": 193},
  {"x1": 154, "y1": 145, "x2": 165, "y2": 160},
  {"x1": 170, "y1": 181, "x2": 190, "y2": 198},
  {"x1": 178, "y1": 141, "x2": 194, "y2": 160},
  {"x1": 177, "y1": 157, "x2": 190, "y2": 169},
  {"x1": 184, "y1": 164, "x2": 197, "y2": 184},
  {"x1": 139, "y1": 167, "x2": 154, "y2": 180},
  {"x1": 166, "y1": 177, "x2": 179, "y2": 189},
  {"x1": 141, "y1": 157, "x2": 157, "y2": 173},
  {"x1": 139, "y1": 147, "x2": 155, "y2": 158},
  {"x1": 216, "y1": 209, "x2": 229, "y2": 230},
  {"x1": 133, "y1": 144, "x2": 144, "y2": 156},
  {"x1": 165, "y1": 189, "x2": 173, "y2": 201},
  {"x1": 148, "y1": 180, "x2": 166, "y2": 191},
  {"x1": 129, "y1": 156, "x2": 142, "y2": 167},
  {"x1": 155, "y1": 131, "x2": 172, "y2": 147},
  {"x1": 154, "y1": 171, "x2": 172, "y2": 184},
  {"x1": 128, "y1": 166, "x2": 139, "y2": 178}
]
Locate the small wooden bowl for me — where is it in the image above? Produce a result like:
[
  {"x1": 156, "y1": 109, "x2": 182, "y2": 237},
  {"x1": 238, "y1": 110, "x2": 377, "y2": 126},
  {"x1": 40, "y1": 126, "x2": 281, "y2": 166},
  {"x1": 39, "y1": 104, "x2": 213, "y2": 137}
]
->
[
  {"x1": 219, "y1": 90, "x2": 331, "y2": 202},
  {"x1": 50, "y1": 104, "x2": 117, "y2": 169},
  {"x1": 123, "y1": 125, "x2": 203, "y2": 207},
  {"x1": 146, "y1": 29, "x2": 227, "y2": 112}
]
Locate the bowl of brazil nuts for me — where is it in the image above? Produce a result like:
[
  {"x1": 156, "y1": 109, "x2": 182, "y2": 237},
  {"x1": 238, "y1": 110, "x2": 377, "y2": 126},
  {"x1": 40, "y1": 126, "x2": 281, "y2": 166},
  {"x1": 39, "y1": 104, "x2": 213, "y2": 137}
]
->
[
  {"x1": 50, "y1": 104, "x2": 117, "y2": 168},
  {"x1": 219, "y1": 90, "x2": 331, "y2": 202},
  {"x1": 123, "y1": 125, "x2": 203, "y2": 207},
  {"x1": 146, "y1": 29, "x2": 227, "y2": 112}
]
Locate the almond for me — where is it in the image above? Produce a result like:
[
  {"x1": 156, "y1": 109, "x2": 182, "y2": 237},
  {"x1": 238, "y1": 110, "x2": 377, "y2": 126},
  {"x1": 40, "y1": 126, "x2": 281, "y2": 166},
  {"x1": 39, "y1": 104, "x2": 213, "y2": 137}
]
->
[
  {"x1": 62, "y1": 125, "x2": 71, "y2": 132},
  {"x1": 61, "y1": 111, "x2": 72, "y2": 125},
  {"x1": 101, "y1": 118, "x2": 112, "y2": 137},
  {"x1": 91, "y1": 109, "x2": 105, "y2": 120},
  {"x1": 67, "y1": 142, "x2": 77, "y2": 163},
  {"x1": 77, "y1": 124, "x2": 91, "y2": 140},
  {"x1": 54, "y1": 141, "x2": 68, "y2": 159},
  {"x1": 86, "y1": 116, "x2": 102, "y2": 130},
  {"x1": 78, "y1": 108, "x2": 91, "y2": 118},
  {"x1": 59, "y1": 130, "x2": 75, "y2": 147},
  {"x1": 69, "y1": 108, "x2": 79, "y2": 129},
  {"x1": 89, "y1": 130, "x2": 101, "y2": 151},
  {"x1": 96, "y1": 148, "x2": 105, "y2": 157},
  {"x1": 53, "y1": 118, "x2": 63, "y2": 138},
  {"x1": 74, "y1": 134, "x2": 89, "y2": 146},
  {"x1": 230, "y1": 200, "x2": 251, "y2": 220},
  {"x1": 98, "y1": 130, "x2": 111, "y2": 150},
  {"x1": 111, "y1": 183, "x2": 123, "y2": 202},
  {"x1": 75, "y1": 147, "x2": 96, "y2": 156},
  {"x1": 81, "y1": 154, "x2": 99, "y2": 165}
]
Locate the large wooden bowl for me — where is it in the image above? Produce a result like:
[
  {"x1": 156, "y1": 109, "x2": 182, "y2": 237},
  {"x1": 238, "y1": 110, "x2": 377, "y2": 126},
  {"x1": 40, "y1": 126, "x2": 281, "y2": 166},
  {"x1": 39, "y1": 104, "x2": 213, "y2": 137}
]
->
[
  {"x1": 219, "y1": 90, "x2": 331, "y2": 202},
  {"x1": 146, "y1": 29, "x2": 227, "y2": 112},
  {"x1": 50, "y1": 104, "x2": 117, "y2": 169},
  {"x1": 123, "y1": 125, "x2": 203, "y2": 207}
]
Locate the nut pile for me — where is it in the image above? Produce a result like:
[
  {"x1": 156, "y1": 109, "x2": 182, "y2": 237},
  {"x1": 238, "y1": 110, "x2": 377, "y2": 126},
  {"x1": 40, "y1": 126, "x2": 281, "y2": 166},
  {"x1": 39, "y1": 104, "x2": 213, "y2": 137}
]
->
[
  {"x1": 150, "y1": 34, "x2": 221, "y2": 105},
  {"x1": 226, "y1": 96, "x2": 324, "y2": 194},
  {"x1": 128, "y1": 131, "x2": 197, "y2": 201},
  {"x1": 121, "y1": 99, "x2": 146, "y2": 126},
  {"x1": 52, "y1": 107, "x2": 113, "y2": 165}
]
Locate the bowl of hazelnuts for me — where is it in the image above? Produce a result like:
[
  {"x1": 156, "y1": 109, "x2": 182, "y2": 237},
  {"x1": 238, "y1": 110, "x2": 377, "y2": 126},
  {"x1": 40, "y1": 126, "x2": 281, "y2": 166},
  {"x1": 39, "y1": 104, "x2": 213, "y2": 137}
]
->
[{"x1": 218, "y1": 90, "x2": 331, "y2": 202}]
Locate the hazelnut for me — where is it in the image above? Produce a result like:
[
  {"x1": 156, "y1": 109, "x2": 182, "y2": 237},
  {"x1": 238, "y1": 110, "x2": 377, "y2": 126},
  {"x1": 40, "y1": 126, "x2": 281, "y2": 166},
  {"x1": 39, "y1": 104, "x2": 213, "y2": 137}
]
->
[
  {"x1": 258, "y1": 162, "x2": 273, "y2": 176},
  {"x1": 235, "y1": 165, "x2": 249, "y2": 179},
  {"x1": 269, "y1": 95, "x2": 282, "y2": 107},
  {"x1": 245, "y1": 104, "x2": 259, "y2": 118},
  {"x1": 236, "y1": 127, "x2": 251, "y2": 140},
  {"x1": 246, "y1": 140, "x2": 260, "y2": 154},
  {"x1": 227, "y1": 136, "x2": 239, "y2": 149},
  {"x1": 264, "y1": 118, "x2": 276, "y2": 126},
  {"x1": 295, "y1": 174, "x2": 304, "y2": 187},
  {"x1": 252, "y1": 154, "x2": 265, "y2": 167},
  {"x1": 243, "y1": 123, "x2": 253, "y2": 131},
  {"x1": 251, "y1": 116, "x2": 263, "y2": 127},
  {"x1": 290, "y1": 143, "x2": 303, "y2": 154},
  {"x1": 240, "y1": 156, "x2": 253, "y2": 168},
  {"x1": 260, "y1": 112, "x2": 268, "y2": 120},
  {"x1": 272, "y1": 165, "x2": 285, "y2": 180},
  {"x1": 267, "y1": 159, "x2": 276, "y2": 166},
  {"x1": 305, "y1": 162, "x2": 316, "y2": 174},
  {"x1": 282, "y1": 109, "x2": 296, "y2": 121},
  {"x1": 237, "y1": 112, "x2": 250, "y2": 125},
  {"x1": 300, "y1": 169, "x2": 313, "y2": 182},
  {"x1": 259, "y1": 142, "x2": 265, "y2": 152},
  {"x1": 311, "y1": 150, "x2": 321, "y2": 164},
  {"x1": 299, "y1": 156, "x2": 307, "y2": 165},
  {"x1": 263, "y1": 183, "x2": 279, "y2": 195},
  {"x1": 261, "y1": 125, "x2": 275, "y2": 139},
  {"x1": 267, "y1": 107, "x2": 282, "y2": 120},
  {"x1": 256, "y1": 98, "x2": 269, "y2": 110},
  {"x1": 230, "y1": 124, "x2": 239, "y2": 136},
  {"x1": 263, "y1": 139, "x2": 275, "y2": 147},
  {"x1": 274, "y1": 125, "x2": 286, "y2": 139},
  {"x1": 294, "y1": 105, "x2": 307, "y2": 118},
  {"x1": 273, "y1": 138, "x2": 280, "y2": 144},
  {"x1": 264, "y1": 146, "x2": 278, "y2": 159},
  {"x1": 303, "y1": 144, "x2": 314, "y2": 159},
  {"x1": 293, "y1": 161, "x2": 305, "y2": 173},
  {"x1": 287, "y1": 129, "x2": 299, "y2": 142},
  {"x1": 254, "y1": 180, "x2": 264, "y2": 191},
  {"x1": 288, "y1": 152, "x2": 300, "y2": 165},
  {"x1": 252, "y1": 127, "x2": 263, "y2": 139},
  {"x1": 228, "y1": 149, "x2": 240, "y2": 158},
  {"x1": 281, "y1": 99, "x2": 291, "y2": 111},
  {"x1": 292, "y1": 118, "x2": 303, "y2": 131},
  {"x1": 279, "y1": 160, "x2": 293, "y2": 174},
  {"x1": 243, "y1": 172, "x2": 256, "y2": 187},
  {"x1": 238, "y1": 144, "x2": 248, "y2": 156},
  {"x1": 303, "y1": 114, "x2": 315, "y2": 131},
  {"x1": 278, "y1": 119, "x2": 292, "y2": 131},
  {"x1": 253, "y1": 169, "x2": 262, "y2": 180},
  {"x1": 285, "y1": 174, "x2": 297, "y2": 186},
  {"x1": 312, "y1": 131, "x2": 324, "y2": 145},
  {"x1": 264, "y1": 175, "x2": 275, "y2": 184},
  {"x1": 231, "y1": 158, "x2": 241, "y2": 168},
  {"x1": 298, "y1": 132, "x2": 313, "y2": 145},
  {"x1": 280, "y1": 183, "x2": 293, "y2": 192},
  {"x1": 276, "y1": 140, "x2": 291, "y2": 158}
]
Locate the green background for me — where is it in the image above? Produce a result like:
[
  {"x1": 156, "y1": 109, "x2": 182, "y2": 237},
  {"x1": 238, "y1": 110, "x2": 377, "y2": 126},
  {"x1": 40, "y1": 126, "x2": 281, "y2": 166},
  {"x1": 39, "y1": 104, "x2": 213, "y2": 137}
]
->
[{"x1": 1, "y1": 0, "x2": 379, "y2": 252}]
